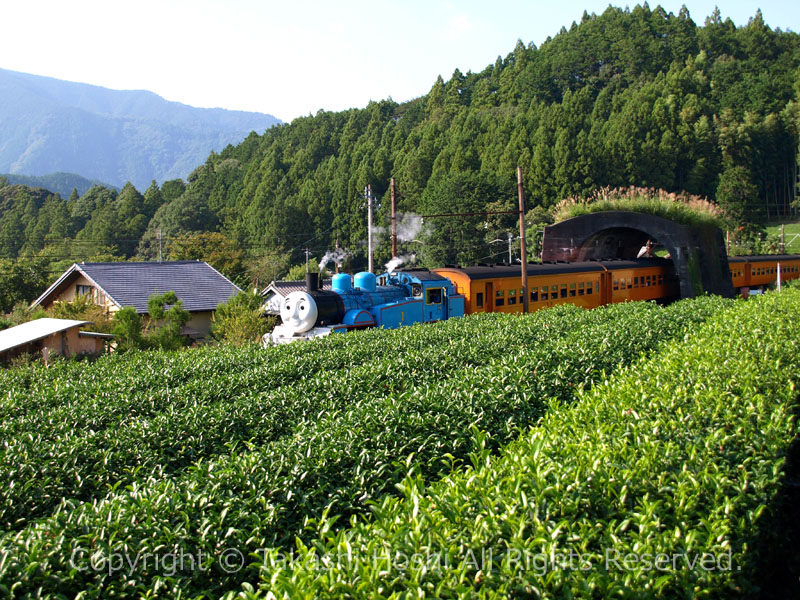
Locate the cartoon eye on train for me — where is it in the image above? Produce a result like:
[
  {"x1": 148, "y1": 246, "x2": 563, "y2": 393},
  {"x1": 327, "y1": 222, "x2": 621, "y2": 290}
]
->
[{"x1": 266, "y1": 255, "x2": 800, "y2": 345}]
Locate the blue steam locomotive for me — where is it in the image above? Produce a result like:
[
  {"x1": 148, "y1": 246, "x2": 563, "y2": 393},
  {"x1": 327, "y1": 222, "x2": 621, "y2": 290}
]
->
[{"x1": 268, "y1": 270, "x2": 465, "y2": 344}]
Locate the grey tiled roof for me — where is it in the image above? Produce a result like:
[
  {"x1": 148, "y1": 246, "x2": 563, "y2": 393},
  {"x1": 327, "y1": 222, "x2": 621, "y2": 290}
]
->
[
  {"x1": 261, "y1": 279, "x2": 332, "y2": 297},
  {"x1": 36, "y1": 261, "x2": 241, "y2": 313}
]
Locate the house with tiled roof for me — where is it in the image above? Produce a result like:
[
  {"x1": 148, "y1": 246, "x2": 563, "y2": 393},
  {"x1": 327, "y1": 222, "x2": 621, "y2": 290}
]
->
[{"x1": 33, "y1": 261, "x2": 241, "y2": 340}]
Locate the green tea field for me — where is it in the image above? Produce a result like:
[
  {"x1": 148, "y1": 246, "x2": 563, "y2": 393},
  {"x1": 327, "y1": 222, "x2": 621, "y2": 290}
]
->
[{"x1": 0, "y1": 292, "x2": 797, "y2": 598}]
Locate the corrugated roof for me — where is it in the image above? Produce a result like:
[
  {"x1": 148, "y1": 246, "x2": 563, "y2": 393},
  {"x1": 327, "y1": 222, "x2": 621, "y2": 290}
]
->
[
  {"x1": 0, "y1": 318, "x2": 90, "y2": 354},
  {"x1": 261, "y1": 280, "x2": 332, "y2": 297},
  {"x1": 34, "y1": 261, "x2": 241, "y2": 314}
]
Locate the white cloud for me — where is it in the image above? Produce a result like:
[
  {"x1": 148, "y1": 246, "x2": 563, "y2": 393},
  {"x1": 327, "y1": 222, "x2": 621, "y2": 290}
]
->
[{"x1": 445, "y1": 14, "x2": 473, "y2": 41}]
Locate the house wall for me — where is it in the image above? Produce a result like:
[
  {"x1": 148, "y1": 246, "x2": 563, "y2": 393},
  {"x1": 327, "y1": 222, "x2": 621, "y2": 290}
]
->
[
  {"x1": 41, "y1": 327, "x2": 104, "y2": 357},
  {"x1": 46, "y1": 275, "x2": 118, "y2": 313},
  {"x1": 142, "y1": 311, "x2": 214, "y2": 340},
  {"x1": 188, "y1": 312, "x2": 213, "y2": 338}
]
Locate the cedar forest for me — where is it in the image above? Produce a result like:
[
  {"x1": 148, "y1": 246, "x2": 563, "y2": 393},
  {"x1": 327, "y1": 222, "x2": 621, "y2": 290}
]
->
[{"x1": 1, "y1": 4, "x2": 799, "y2": 314}]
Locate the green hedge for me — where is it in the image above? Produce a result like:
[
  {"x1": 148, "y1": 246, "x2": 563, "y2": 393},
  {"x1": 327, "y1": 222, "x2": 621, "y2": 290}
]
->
[{"x1": 242, "y1": 289, "x2": 800, "y2": 599}]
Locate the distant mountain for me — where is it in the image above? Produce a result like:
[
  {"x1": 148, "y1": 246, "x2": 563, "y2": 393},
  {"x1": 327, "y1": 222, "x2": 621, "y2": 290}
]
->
[
  {"x1": 0, "y1": 172, "x2": 117, "y2": 197},
  {"x1": 0, "y1": 68, "x2": 281, "y2": 190}
]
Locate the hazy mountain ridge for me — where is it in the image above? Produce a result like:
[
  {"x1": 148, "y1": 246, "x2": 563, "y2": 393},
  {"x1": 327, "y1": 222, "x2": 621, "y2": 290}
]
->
[
  {"x1": 0, "y1": 172, "x2": 117, "y2": 198},
  {"x1": 0, "y1": 68, "x2": 281, "y2": 189}
]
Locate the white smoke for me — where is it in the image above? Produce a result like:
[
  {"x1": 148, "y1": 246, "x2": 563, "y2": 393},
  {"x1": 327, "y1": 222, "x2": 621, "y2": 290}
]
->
[
  {"x1": 396, "y1": 213, "x2": 423, "y2": 242},
  {"x1": 319, "y1": 248, "x2": 352, "y2": 272},
  {"x1": 385, "y1": 253, "x2": 417, "y2": 274}
]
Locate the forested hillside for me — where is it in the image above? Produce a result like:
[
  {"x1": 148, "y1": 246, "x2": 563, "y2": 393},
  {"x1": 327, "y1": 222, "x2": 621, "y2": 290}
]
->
[{"x1": 1, "y1": 4, "x2": 799, "y2": 311}]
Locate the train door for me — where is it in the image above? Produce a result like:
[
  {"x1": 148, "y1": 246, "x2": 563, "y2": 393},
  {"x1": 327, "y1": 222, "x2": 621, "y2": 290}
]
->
[
  {"x1": 601, "y1": 270, "x2": 613, "y2": 305},
  {"x1": 485, "y1": 282, "x2": 494, "y2": 312}
]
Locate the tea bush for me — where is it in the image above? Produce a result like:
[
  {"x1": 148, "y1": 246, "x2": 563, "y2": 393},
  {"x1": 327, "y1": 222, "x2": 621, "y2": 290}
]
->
[
  {"x1": 244, "y1": 290, "x2": 800, "y2": 599},
  {"x1": 0, "y1": 297, "x2": 732, "y2": 597}
]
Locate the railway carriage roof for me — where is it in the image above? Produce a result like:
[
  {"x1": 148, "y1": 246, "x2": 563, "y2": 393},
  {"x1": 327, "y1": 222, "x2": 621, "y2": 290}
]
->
[
  {"x1": 728, "y1": 254, "x2": 800, "y2": 263},
  {"x1": 435, "y1": 258, "x2": 672, "y2": 280},
  {"x1": 392, "y1": 269, "x2": 450, "y2": 281}
]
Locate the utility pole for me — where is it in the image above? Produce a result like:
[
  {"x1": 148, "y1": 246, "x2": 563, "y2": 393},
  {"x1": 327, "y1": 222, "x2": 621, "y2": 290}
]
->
[
  {"x1": 366, "y1": 185, "x2": 374, "y2": 273},
  {"x1": 507, "y1": 232, "x2": 513, "y2": 264},
  {"x1": 157, "y1": 229, "x2": 162, "y2": 262},
  {"x1": 391, "y1": 178, "x2": 397, "y2": 259},
  {"x1": 518, "y1": 167, "x2": 529, "y2": 314},
  {"x1": 781, "y1": 224, "x2": 786, "y2": 254},
  {"x1": 305, "y1": 248, "x2": 311, "y2": 273}
]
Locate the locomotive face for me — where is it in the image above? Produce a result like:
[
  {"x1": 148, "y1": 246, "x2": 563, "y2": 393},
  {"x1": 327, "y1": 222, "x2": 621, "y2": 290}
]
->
[{"x1": 280, "y1": 291, "x2": 319, "y2": 333}]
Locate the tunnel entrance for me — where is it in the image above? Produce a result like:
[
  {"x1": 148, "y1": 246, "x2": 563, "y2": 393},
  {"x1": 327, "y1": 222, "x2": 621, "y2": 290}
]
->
[{"x1": 541, "y1": 211, "x2": 735, "y2": 299}]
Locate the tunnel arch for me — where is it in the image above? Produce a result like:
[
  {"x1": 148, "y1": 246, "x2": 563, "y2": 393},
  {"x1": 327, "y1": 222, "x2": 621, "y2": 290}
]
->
[{"x1": 541, "y1": 211, "x2": 735, "y2": 299}]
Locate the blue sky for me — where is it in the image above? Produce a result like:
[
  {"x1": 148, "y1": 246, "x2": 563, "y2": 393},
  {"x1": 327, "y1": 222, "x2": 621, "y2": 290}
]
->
[{"x1": 2, "y1": 1, "x2": 795, "y2": 122}]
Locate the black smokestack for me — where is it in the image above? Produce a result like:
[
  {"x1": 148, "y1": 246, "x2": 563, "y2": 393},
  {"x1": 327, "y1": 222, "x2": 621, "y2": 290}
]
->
[{"x1": 305, "y1": 272, "x2": 319, "y2": 292}]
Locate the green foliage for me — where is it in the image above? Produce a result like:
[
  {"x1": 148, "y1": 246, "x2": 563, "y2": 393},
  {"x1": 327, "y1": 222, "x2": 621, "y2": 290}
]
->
[
  {"x1": 716, "y1": 164, "x2": 760, "y2": 225},
  {"x1": 166, "y1": 231, "x2": 245, "y2": 285},
  {"x1": 252, "y1": 289, "x2": 800, "y2": 599},
  {"x1": 554, "y1": 186, "x2": 727, "y2": 228},
  {"x1": 0, "y1": 295, "x2": 734, "y2": 595},
  {"x1": 418, "y1": 171, "x2": 515, "y2": 267},
  {"x1": 145, "y1": 290, "x2": 191, "y2": 350},
  {"x1": 212, "y1": 290, "x2": 276, "y2": 345},
  {"x1": 0, "y1": 258, "x2": 49, "y2": 313},
  {"x1": 47, "y1": 293, "x2": 112, "y2": 333},
  {"x1": 2, "y1": 6, "x2": 799, "y2": 286},
  {"x1": 110, "y1": 307, "x2": 143, "y2": 352},
  {"x1": 284, "y1": 258, "x2": 329, "y2": 281}
]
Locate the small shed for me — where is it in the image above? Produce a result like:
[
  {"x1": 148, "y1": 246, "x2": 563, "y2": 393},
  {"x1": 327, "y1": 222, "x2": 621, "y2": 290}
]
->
[
  {"x1": 261, "y1": 279, "x2": 332, "y2": 315},
  {"x1": 0, "y1": 318, "x2": 112, "y2": 362}
]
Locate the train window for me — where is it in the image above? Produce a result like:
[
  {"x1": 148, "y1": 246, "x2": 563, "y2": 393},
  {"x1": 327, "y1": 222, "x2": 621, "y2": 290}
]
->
[
  {"x1": 426, "y1": 288, "x2": 443, "y2": 305},
  {"x1": 509, "y1": 289, "x2": 516, "y2": 296},
  {"x1": 586, "y1": 284, "x2": 592, "y2": 295},
  {"x1": 379, "y1": 276, "x2": 387, "y2": 286},
  {"x1": 560, "y1": 286, "x2": 567, "y2": 299},
  {"x1": 613, "y1": 280, "x2": 619, "y2": 291},
  {"x1": 627, "y1": 278, "x2": 632, "y2": 289},
  {"x1": 541, "y1": 287, "x2": 548, "y2": 301},
  {"x1": 569, "y1": 283, "x2": 576, "y2": 297},
  {"x1": 508, "y1": 297, "x2": 517, "y2": 305},
  {"x1": 595, "y1": 282, "x2": 600, "y2": 294},
  {"x1": 496, "y1": 290, "x2": 505, "y2": 297},
  {"x1": 476, "y1": 292, "x2": 484, "y2": 308},
  {"x1": 633, "y1": 277, "x2": 639, "y2": 287},
  {"x1": 578, "y1": 282, "x2": 585, "y2": 296},
  {"x1": 412, "y1": 284, "x2": 422, "y2": 297},
  {"x1": 658, "y1": 275, "x2": 663, "y2": 285},
  {"x1": 531, "y1": 289, "x2": 538, "y2": 301},
  {"x1": 496, "y1": 298, "x2": 505, "y2": 306}
]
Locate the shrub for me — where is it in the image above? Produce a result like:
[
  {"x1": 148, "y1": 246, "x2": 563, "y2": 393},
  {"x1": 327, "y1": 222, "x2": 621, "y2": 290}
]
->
[{"x1": 213, "y1": 290, "x2": 276, "y2": 345}]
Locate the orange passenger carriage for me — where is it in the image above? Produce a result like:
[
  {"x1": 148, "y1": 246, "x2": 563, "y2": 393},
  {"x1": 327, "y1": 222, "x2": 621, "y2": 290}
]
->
[
  {"x1": 728, "y1": 255, "x2": 800, "y2": 297},
  {"x1": 433, "y1": 257, "x2": 679, "y2": 316}
]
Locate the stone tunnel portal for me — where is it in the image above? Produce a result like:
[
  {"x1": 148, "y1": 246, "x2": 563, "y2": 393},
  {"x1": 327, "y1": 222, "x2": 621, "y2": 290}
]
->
[{"x1": 540, "y1": 211, "x2": 735, "y2": 299}]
